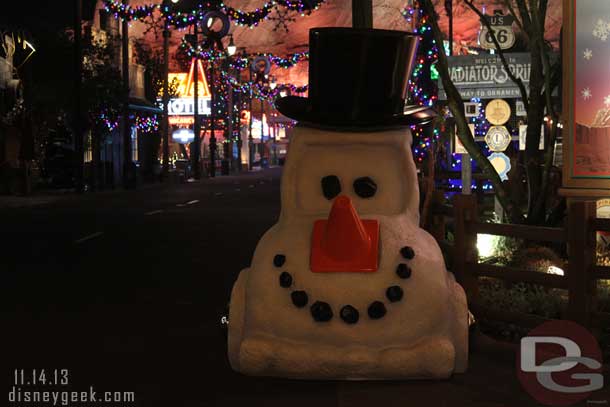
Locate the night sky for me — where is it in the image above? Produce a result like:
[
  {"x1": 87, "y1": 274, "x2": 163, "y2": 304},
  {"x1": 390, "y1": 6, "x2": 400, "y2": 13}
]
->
[{"x1": 575, "y1": 0, "x2": 610, "y2": 126}]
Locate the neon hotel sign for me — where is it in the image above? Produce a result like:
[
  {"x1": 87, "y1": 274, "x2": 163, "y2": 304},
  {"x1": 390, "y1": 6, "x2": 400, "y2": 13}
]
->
[{"x1": 159, "y1": 59, "x2": 211, "y2": 116}]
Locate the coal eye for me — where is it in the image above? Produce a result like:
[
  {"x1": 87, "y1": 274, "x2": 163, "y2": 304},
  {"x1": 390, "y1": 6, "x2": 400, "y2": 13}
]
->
[
  {"x1": 321, "y1": 175, "x2": 341, "y2": 200},
  {"x1": 353, "y1": 177, "x2": 377, "y2": 198}
]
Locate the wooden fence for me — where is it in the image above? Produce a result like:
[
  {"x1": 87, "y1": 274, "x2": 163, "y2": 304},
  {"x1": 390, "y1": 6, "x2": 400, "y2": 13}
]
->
[{"x1": 434, "y1": 195, "x2": 610, "y2": 330}]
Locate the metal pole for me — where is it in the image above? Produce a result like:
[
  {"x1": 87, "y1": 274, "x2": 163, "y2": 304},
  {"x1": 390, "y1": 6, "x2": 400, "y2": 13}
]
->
[
  {"x1": 226, "y1": 60, "x2": 235, "y2": 173},
  {"x1": 74, "y1": 0, "x2": 84, "y2": 193},
  {"x1": 210, "y1": 58, "x2": 217, "y2": 177},
  {"x1": 272, "y1": 122, "x2": 277, "y2": 165},
  {"x1": 260, "y1": 97, "x2": 264, "y2": 167},
  {"x1": 121, "y1": 0, "x2": 132, "y2": 188},
  {"x1": 445, "y1": 0, "x2": 453, "y2": 55},
  {"x1": 234, "y1": 56, "x2": 242, "y2": 172},
  {"x1": 162, "y1": 16, "x2": 170, "y2": 181},
  {"x1": 192, "y1": 29, "x2": 200, "y2": 179},
  {"x1": 248, "y1": 67, "x2": 253, "y2": 170}
]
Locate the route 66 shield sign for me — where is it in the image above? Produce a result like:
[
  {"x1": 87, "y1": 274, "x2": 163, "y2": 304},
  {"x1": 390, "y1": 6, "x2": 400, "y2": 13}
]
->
[{"x1": 479, "y1": 12, "x2": 516, "y2": 50}]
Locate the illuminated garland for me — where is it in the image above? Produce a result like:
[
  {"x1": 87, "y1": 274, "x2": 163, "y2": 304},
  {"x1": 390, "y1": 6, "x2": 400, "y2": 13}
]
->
[
  {"x1": 133, "y1": 114, "x2": 160, "y2": 133},
  {"x1": 222, "y1": 71, "x2": 307, "y2": 101},
  {"x1": 404, "y1": 1, "x2": 439, "y2": 163},
  {"x1": 180, "y1": 39, "x2": 308, "y2": 69},
  {"x1": 221, "y1": 1, "x2": 326, "y2": 27},
  {"x1": 103, "y1": 0, "x2": 157, "y2": 22},
  {"x1": 97, "y1": 111, "x2": 159, "y2": 133},
  {"x1": 267, "y1": 51, "x2": 308, "y2": 68},
  {"x1": 103, "y1": 0, "x2": 325, "y2": 28}
]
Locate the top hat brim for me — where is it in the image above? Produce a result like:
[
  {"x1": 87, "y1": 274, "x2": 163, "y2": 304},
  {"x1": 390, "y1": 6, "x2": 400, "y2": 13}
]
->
[{"x1": 276, "y1": 96, "x2": 437, "y2": 130}]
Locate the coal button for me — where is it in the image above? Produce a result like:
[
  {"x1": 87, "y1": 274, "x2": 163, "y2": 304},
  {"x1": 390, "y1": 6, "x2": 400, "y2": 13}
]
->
[
  {"x1": 400, "y1": 246, "x2": 415, "y2": 260},
  {"x1": 386, "y1": 286, "x2": 404, "y2": 302},
  {"x1": 310, "y1": 301, "x2": 333, "y2": 322},
  {"x1": 396, "y1": 263, "x2": 412, "y2": 279},
  {"x1": 367, "y1": 301, "x2": 387, "y2": 319},
  {"x1": 291, "y1": 290, "x2": 309, "y2": 308},
  {"x1": 340, "y1": 305, "x2": 359, "y2": 324}
]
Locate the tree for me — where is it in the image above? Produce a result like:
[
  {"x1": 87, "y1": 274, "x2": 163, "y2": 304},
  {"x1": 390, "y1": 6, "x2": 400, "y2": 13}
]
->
[{"x1": 421, "y1": 0, "x2": 561, "y2": 225}]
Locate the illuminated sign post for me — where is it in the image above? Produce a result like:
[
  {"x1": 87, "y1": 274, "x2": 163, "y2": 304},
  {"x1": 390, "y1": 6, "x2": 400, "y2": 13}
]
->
[{"x1": 159, "y1": 59, "x2": 212, "y2": 118}]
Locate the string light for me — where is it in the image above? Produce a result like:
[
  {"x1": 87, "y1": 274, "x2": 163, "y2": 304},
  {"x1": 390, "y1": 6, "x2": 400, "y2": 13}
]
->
[
  {"x1": 180, "y1": 39, "x2": 308, "y2": 69},
  {"x1": 97, "y1": 110, "x2": 159, "y2": 133},
  {"x1": 102, "y1": 0, "x2": 326, "y2": 28},
  {"x1": 403, "y1": 1, "x2": 439, "y2": 163}
]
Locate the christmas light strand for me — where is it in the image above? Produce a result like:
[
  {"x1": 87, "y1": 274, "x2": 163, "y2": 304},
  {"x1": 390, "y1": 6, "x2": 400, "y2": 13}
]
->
[
  {"x1": 97, "y1": 110, "x2": 159, "y2": 133},
  {"x1": 403, "y1": 1, "x2": 440, "y2": 163},
  {"x1": 180, "y1": 39, "x2": 308, "y2": 68},
  {"x1": 102, "y1": 0, "x2": 326, "y2": 28}
]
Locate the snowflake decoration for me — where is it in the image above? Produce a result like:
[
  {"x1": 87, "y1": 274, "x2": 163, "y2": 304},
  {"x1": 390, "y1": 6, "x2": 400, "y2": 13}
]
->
[
  {"x1": 268, "y1": 6, "x2": 296, "y2": 32},
  {"x1": 584, "y1": 48, "x2": 593, "y2": 60},
  {"x1": 593, "y1": 19, "x2": 609, "y2": 41},
  {"x1": 604, "y1": 95, "x2": 610, "y2": 106},
  {"x1": 141, "y1": 12, "x2": 164, "y2": 40},
  {"x1": 582, "y1": 87, "x2": 592, "y2": 100}
]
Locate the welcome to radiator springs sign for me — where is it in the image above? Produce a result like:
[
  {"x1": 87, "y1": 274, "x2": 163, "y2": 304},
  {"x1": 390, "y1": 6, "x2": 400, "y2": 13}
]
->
[{"x1": 438, "y1": 53, "x2": 531, "y2": 100}]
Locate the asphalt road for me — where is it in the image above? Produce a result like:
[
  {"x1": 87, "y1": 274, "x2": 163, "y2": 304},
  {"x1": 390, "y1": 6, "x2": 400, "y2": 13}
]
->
[{"x1": 1, "y1": 168, "x2": 608, "y2": 407}]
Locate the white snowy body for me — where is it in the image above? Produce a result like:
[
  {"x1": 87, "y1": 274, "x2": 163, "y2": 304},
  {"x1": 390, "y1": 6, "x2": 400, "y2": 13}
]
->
[{"x1": 228, "y1": 126, "x2": 468, "y2": 379}]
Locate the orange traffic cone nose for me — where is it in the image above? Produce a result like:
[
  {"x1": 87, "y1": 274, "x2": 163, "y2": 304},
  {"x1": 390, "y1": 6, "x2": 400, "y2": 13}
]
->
[
  {"x1": 321, "y1": 196, "x2": 370, "y2": 260},
  {"x1": 310, "y1": 195, "x2": 379, "y2": 273}
]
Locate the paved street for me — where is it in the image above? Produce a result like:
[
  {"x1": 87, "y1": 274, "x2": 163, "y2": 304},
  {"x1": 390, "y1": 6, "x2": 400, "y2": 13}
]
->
[{"x1": 1, "y1": 168, "x2": 608, "y2": 407}]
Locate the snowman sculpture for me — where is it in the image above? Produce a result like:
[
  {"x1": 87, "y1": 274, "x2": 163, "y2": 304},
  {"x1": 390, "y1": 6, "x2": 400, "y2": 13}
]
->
[{"x1": 228, "y1": 28, "x2": 469, "y2": 379}]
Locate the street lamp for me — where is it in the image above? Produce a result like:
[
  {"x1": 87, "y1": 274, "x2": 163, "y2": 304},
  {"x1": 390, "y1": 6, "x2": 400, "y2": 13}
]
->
[
  {"x1": 227, "y1": 35, "x2": 236, "y2": 57},
  {"x1": 161, "y1": 0, "x2": 179, "y2": 182}
]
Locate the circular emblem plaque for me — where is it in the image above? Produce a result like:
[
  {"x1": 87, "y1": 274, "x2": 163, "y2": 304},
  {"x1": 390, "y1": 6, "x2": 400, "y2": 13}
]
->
[
  {"x1": 488, "y1": 152, "x2": 512, "y2": 181},
  {"x1": 485, "y1": 126, "x2": 512, "y2": 152},
  {"x1": 485, "y1": 99, "x2": 511, "y2": 125}
]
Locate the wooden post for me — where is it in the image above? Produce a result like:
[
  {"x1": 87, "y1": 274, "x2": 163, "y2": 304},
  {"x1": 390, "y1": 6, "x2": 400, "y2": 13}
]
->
[
  {"x1": 461, "y1": 153, "x2": 471, "y2": 195},
  {"x1": 429, "y1": 191, "x2": 446, "y2": 242},
  {"x1": 453, "y1": 194, "x2": 479, "y2": 302},
  {"x1": 567, "y1": 201, "x2": 597, "y2": 328}
]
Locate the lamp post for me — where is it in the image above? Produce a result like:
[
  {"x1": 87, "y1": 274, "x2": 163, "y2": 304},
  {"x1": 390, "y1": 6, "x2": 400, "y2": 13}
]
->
[
  {"x1": 74, "y1": 0, "x2": 84, "y2": 193},
  {"x1": 248, "y1": 56, "x2": 254, "y2": 170},
  {"x1": 161, "y1": 0, "x2": 179, "y2": 182},
  {"x1": 260, "y1": 78, "x2": 264, "y2": 167},
  {"x1": 225, "y1": 36, "x2": 237, "y2": 172},
  {"x1": 209, "y1": 55, "x2": 216, "y2": 177},
  {"x1": 121, "y1": 0, "x2": 132, "y2": 188},
  {"x1": 269, "y1": 76, "x2": 277, "y2": 166},
  {"x1": 445, "y1": 0, "x2": 453, "y2": 56},
  {"x1": 185, "y1": 27, "x2": 201, "y2": 179}
]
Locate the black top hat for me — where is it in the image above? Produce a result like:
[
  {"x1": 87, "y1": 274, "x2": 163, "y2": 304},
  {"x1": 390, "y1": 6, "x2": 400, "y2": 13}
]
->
[{"x1": 275, "y1": 27, "x2": 436, "y2": 129}]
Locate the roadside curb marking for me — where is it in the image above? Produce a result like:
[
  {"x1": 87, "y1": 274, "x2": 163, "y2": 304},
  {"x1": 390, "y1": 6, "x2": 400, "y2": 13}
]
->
[
  {"x1": 74, "y1": 232, "x2": 104, "y2": 244},
  {"x1": 145, "y1": 209, "x2": 164, "y2": 216}
]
